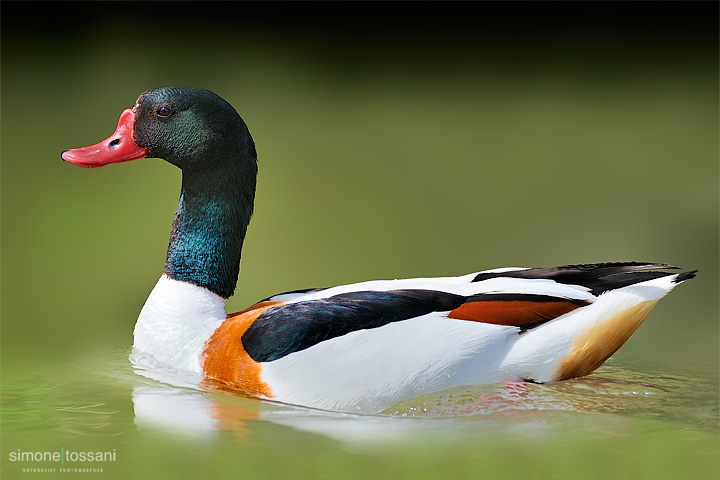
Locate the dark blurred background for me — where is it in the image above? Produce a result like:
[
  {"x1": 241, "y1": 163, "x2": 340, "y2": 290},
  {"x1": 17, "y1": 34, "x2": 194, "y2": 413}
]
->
[{"x1": 2, "y1": 2, "x2": 717, "y2": 373}]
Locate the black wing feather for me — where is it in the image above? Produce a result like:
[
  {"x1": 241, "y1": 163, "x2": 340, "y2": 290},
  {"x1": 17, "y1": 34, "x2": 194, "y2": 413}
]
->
[
  {"x1": 243, "y1": 289, "x2": 465, "y2": 362},
  {"x1": 472, "y1": 262, "x2": 678, "y2": 296}
]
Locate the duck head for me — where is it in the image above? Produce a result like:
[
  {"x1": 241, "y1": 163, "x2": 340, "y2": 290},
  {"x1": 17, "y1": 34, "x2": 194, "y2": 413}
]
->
[
  {"x1": 63, "y1": 87, "x2": 258, "y2": 299},
  {"x1": 62, "y1": 87, "x2": 256, "y2": 174}
]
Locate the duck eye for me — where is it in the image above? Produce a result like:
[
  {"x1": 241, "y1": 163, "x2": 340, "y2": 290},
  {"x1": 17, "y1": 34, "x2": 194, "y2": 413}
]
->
[{"x1": 156, "y1": 105, "x2": 173, "y2": 118}]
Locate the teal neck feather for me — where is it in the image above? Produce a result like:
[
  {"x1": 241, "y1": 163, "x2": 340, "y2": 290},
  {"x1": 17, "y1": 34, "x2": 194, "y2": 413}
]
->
[{"x1": 164, "y1": 159, "x2": 256, "y2": 299}]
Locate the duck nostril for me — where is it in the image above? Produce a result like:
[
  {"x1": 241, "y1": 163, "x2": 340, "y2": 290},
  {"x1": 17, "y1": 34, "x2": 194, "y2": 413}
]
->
[{"x1": 108, "y1": 138, "x2": 121, "y2": 149}]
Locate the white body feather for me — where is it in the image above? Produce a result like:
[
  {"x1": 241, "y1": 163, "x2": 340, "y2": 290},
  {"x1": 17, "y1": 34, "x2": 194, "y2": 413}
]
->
[{"x1": 261, "y1": 314, "x2": 517, "y2": 412}]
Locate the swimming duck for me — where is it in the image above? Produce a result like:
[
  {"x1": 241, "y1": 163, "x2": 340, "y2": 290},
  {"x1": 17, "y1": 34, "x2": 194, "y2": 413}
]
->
[{"x1": 62, "y1": 87, "x2": 695, "y2": 414}]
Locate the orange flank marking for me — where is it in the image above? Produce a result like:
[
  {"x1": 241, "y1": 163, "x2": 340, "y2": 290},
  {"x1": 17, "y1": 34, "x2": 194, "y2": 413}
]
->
[
  {"x1": 201, "y1": 301, "x2": 284, "y2": 398},
  {"x1": 553, "y1": 300, "x2": 659, "y2": 381},
  {"x1": 448, "y1": 300, "x2": 581, "y2": 326}
]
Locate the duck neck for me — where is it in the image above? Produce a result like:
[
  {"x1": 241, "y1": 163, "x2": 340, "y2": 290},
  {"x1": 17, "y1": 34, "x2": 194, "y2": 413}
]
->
[{"x1": 163, "y1": 161, "x2": 256, "y2": 299}]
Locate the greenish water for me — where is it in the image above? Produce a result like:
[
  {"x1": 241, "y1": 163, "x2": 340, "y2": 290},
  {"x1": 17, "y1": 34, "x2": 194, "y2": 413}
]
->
[
  {"x1": 2, "y1": 3, "x2": 719, "y2": 479},
  {"x1": 2, "y1": 347, "x2": 719, "y2": 479}
]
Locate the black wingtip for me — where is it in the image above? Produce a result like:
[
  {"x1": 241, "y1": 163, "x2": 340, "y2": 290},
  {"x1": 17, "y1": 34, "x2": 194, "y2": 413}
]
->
[
  {"x1": 556, "y1": 262, "x2": 679, "y2": 271},
  {"x1": 673, "y1": 270, "x2": 698, "y2": 283}
]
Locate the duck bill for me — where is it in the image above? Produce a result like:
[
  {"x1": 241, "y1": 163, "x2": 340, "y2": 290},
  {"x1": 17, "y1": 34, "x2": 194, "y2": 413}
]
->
[{"x1": 62, "y1": 109, "x2": 149, "y2": 168}]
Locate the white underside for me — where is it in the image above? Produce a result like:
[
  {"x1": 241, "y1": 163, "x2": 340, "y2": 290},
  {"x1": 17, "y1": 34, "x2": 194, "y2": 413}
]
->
[{"x1": 130, "y1": 271, "x2": 684, "y2": 414}]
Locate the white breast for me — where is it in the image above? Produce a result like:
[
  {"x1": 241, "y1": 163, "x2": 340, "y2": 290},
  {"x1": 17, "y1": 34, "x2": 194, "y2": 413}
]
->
[{"x1": 132, "y1": 275, "x2": 226, "y2": 373}]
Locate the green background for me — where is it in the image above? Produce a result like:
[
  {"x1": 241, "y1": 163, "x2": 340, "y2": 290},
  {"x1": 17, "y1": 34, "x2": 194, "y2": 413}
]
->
[{"x1": 2, "y1": 2, "x2": 718, "y2": 479}]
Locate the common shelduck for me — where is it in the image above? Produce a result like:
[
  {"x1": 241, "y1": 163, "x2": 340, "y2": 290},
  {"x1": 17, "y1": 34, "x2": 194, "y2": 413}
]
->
[{"x1": 62, "y1": 87, "x2": 695, "y2": 413}]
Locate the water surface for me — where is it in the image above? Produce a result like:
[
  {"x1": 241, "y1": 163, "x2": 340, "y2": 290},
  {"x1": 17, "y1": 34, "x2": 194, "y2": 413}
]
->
[{"x1": 2, "y1": 346, "x2": 718, "y2": 479}]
